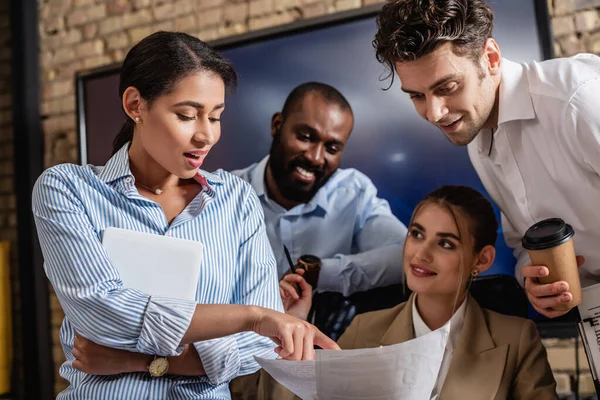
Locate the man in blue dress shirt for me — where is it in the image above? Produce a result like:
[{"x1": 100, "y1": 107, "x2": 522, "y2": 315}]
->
[
  {"x1": 233, "y1": 81, "x2": 408, "y2": 334},
  {"x1": 230, "y1": 81, "x2": 408, "y2": 399}
]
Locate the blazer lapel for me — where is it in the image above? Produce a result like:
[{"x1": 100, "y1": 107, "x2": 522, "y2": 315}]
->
[
  {"x1": 378, "y1": 293, "x2": 416, "y2": 347},
  {"x1": 439, "y1": 296, "x2": 508, "y2": 400}
]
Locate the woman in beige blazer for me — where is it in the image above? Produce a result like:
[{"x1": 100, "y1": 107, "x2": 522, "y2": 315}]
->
[{"x1": 263, "y1": 185, "x2": 557, "y2": 400}]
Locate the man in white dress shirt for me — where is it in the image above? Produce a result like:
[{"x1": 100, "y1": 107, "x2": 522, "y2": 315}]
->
[{"x1": 374, "y1": 0, "x2": 600, "y2": 318}]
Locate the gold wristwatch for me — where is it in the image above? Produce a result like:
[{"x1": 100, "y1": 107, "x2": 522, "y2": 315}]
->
[{"x1": 148, "y1": 355, "x2": 169, "y2": 377}]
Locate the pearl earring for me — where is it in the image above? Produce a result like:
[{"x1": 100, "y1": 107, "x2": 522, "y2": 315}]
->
[{"x1": 135, "y1": 117, "x2": 140, "y2": 123}]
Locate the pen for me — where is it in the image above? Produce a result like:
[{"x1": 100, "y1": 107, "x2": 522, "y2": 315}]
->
[
  {"x1": 283, "y1": 245, "x2": 302, "y2": 296},
  {"x1": 284, "y1": 245, "x2": 296, "y2": 272}
]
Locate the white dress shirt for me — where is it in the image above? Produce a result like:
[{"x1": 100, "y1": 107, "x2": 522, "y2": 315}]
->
[
  {"x1": 412, "y1": 295, "x2": 467, "y2": 399},
  {"x1": 467, "y1": 54, "x2": 600, "y2": 286}
]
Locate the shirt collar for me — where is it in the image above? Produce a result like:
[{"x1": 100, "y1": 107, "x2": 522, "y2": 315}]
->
[
  {"x1": 97, "y1": 143, "x2": 132, "y2": 184},
  {"x1": 249, "y1": 156, "x2": 269, "y2": 198},
  {"x1": 497, "y1": 58, "x2": 536, "y2": 125},
  {"x1": 412, "y1": 294, "x2": 468, "y2": 350},
  {"x1": 475, "y1": 58, "x2": 537, "y2": 155},
  {"x1": 253, "y1": 155, "x2": 331, "y2": 215},
  {"x1": 96, "y1": 142, "x2": 223, "y2": 189}
]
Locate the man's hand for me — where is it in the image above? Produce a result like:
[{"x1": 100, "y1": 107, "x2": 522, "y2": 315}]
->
[
  {"x1": 280, "y1": 269, "x2": 312, "y2": 320},
  {"x1": 72, "y1": 333, "x2": 148, "y2": 375},
  {"x1": 523, "y1": 255, "x2": 585, "y2": 318}
]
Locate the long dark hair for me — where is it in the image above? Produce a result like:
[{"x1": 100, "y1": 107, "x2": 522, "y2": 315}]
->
[{"x1": 113, "y1": 31, "x2": 237, "y2": 154}]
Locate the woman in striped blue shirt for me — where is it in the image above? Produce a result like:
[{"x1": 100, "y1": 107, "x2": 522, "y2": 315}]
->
[{"x1": 32, "y1": 31, "x2": 337, "y2": 400}]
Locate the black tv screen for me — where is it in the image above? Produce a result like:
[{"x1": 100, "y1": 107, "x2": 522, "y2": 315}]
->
[{"x1": 76, "y1": 1, "x2": 552, "y2": 278}]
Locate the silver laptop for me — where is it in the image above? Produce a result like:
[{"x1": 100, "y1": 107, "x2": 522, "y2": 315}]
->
[{"x1": 102, "y1": 227, "x2": 203, "y2": 301}]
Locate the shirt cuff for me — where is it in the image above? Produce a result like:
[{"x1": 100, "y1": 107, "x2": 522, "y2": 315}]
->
[
  {"x1": 136, "y1": 295, "x2": 197, "y2": 356},
  {"x1": 316, "y1": 257, "x2": 344, "y2": 293},
  {"x1": 194, "y1": 336, "x2": 240, "y2": 385},
  {"x1": 515, "y1": 253, "x2": 532, "y2": 287}
]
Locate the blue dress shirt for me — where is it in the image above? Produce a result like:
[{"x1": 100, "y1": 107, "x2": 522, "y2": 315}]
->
[
  {"x1": 232, "y1": 156, "x2": 408, "y2": 296},
  {"x1": 232, "y1": 157, "x2": 407, "y2": 339}
]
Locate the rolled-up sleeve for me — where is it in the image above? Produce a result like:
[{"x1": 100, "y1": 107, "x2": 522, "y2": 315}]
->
[
  {"x1": 32, "y1": 169, "x2": 197, "y2": 356},
  {"x1": 193, "y1": 186, "x2": 283, "y2": 385}
]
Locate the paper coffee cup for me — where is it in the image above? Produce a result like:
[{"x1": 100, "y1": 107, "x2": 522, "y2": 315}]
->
[{"x1": 522, "y1": 218, "x2": 581, "y2": 311}]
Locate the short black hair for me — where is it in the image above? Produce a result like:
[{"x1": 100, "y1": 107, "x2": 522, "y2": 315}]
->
[{"x1": 280, "y1": 82, "x2": 353, "y2": 121}]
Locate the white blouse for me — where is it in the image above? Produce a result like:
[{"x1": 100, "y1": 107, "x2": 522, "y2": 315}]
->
[{"x1": 412, "y1": 296, "x2": 468, "y2": 399}]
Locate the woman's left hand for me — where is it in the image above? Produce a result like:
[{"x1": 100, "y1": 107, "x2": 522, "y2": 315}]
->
[
  {"x1": 72, "y1": 333, "x2": 148, "y2": 375},
  {"x1": 280, "y1": 269, "x2": 313, "y2": 320}
]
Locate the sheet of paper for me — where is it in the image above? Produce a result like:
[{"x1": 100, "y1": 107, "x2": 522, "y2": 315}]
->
[
  {"x1": 579, "y1": 283, "x2": 600, "y2": 320},
  {"x1": 255, "y1": 323, "x2": 449, "y2": 400},
  {"x1": 255, "y1": 358, "x2": 318, "y2": 400},
  {"x1": 316, "y1": 326, "x2": 448, "y2": 400},
  {"x1": 578, "y1": 283, "x2": 600, "y2": 381},
  {"x1": 578, "y1": 322, "x2": 600, "y2": 380}
]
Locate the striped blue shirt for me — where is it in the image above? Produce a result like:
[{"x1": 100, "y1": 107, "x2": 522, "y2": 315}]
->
[{"x1": 32, "y1": 144, "x2": 282, "y2": 400}]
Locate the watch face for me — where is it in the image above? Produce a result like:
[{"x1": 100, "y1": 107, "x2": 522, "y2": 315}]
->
[{"x1": 149, "y1": 357, "x2": 169, "y2": 377}]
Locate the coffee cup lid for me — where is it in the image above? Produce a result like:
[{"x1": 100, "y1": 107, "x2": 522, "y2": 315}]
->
[{"x1": 521, "y1": 218, "x2": 574, "y2": 251}]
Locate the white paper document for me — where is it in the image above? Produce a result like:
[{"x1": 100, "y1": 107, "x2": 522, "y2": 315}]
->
[
  {"x1": 256, "y1": 323, "x2": 449, "y2": 400},
  {"x1": 256, "y1": 358, "x2": 320, "y2": 400}
]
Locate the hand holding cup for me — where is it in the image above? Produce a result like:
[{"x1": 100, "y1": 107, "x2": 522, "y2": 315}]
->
[{"x1": 522, "y1": 218, "x2": 583, "y2": 318}]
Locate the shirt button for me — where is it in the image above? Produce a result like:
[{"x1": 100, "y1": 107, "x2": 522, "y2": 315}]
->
[
  {"x1": 520, "y1": 197, "x2": 527, "y2": 205},
  {"x1": 124, "y1": 177, "x2": 132, "y2": 183},
  {"x1": 166, "y1": 232, "x2": 171, "y2": 236}
]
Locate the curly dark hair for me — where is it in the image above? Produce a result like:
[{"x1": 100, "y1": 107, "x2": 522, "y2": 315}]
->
[{"x1": 374, "y1": 0, "x2": 494, "y2": 84}]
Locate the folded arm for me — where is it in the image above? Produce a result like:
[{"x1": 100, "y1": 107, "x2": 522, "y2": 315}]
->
[
  {"x1": 33, "y1": 169, "x2": 197, "y2": 357},
  {"x1": 48, "y1": 179, "x2": 285, "y2": 383}
]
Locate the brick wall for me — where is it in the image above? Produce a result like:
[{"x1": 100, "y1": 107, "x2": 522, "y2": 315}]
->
[
  {"x1": 0, "y1": 1, "x2": 21, "y2": 398},
  {"x1": 38, "y1": 0, "x2": 600, "y2": 396},
  {"x1": 550, "y1": 0, "x2": 600, "y2": 56},
  {"x1": 544, "y1": 2, "x2": 600, "y2": 398}
]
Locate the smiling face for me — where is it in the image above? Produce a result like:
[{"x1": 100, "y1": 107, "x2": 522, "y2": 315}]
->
[
  {"x1": 403, "y1": 202, "x2": 475, "y2": 300},
  {"x1": 267, "y1": 92, "x2": 353, "y2": 205},
  {"x1": 127, "y1": 71, "x2": 226, "y2": 179},
  {"x1": 395, "y1": 42, "x2": 501, "y2": 146}
]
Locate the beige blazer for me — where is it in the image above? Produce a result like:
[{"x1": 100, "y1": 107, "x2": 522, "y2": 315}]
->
[{"x1": 259, "y1": 294, "x2": 557, "y2": 400}]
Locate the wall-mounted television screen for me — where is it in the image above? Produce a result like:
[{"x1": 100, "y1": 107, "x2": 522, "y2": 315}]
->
[{"x1": 76, "y1": 1, "x2": 552, "y2": 279}]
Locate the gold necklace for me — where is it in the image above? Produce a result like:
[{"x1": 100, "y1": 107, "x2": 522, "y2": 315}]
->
[{"x1": 135, "y1": 182, "x2": 175, "y2": 195}]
